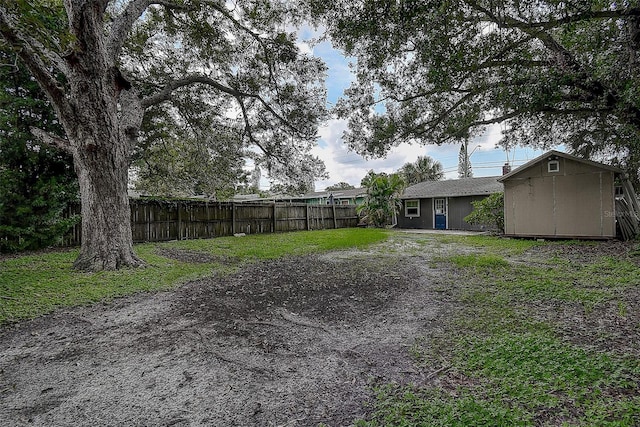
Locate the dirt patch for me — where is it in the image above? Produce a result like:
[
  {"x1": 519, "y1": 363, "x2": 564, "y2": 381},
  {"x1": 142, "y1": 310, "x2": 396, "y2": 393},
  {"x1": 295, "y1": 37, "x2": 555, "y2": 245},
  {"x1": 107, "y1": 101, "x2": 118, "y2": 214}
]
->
[
  {"x1": 2, "y1": 235, "x2": 637, "y2": 426},
  {"x1": 525, "y1": 240, "x2": 640, "y2": 265},
  {"x1": 0, "y1": 242, "x2": 447, "y2": 427}
]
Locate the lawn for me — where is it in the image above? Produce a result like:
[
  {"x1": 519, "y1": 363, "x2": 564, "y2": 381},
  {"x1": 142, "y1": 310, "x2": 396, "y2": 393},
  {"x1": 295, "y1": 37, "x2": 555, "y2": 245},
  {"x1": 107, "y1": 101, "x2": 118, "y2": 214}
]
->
[
  {"x1": 356, "y1": 234, "x2": 640, "y2": 426},
  {"x1": 1, "y1": 230, "x2": 639, "y2": 425},
  {"x1": 0, "y1": 228, "x2": 389, "y2": 324}
]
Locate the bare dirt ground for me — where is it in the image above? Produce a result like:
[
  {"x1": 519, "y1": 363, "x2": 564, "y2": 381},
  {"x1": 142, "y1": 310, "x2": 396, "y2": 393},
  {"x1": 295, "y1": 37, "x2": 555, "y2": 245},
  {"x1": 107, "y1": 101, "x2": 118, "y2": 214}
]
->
[
  {"x1": 0, "y1": 236, "x2": 450, "y2": 427},
  {"x1": 1, "y1": 235, "x2": 638, "y2": 427}
]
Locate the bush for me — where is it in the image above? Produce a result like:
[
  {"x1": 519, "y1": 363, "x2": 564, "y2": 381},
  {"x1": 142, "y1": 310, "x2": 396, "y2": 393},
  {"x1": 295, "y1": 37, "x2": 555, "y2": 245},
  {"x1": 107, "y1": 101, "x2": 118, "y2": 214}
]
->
[{"x1": 464, "y1": 192, "x2": 504, "y2": 233}]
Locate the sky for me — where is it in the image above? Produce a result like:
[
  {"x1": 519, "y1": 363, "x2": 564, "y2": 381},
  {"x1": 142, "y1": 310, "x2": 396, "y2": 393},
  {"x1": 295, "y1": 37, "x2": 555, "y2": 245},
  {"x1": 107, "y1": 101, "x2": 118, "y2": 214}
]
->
[{"x1": 293, "y1": 30, "x2": 553, "y2": 191}]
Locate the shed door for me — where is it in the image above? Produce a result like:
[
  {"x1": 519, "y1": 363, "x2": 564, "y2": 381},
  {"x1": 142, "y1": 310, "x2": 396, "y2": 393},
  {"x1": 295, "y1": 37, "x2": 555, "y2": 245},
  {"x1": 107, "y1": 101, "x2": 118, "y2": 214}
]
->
[{"x1": 434, "y1": 198, "x2": 447, "y2": 229}]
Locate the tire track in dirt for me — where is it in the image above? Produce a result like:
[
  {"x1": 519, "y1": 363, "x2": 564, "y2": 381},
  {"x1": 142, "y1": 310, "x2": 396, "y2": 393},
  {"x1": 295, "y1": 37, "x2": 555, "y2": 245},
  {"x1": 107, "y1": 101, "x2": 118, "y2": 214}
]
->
[{"x1": 0, "y1": 244, "x2": 447, "y2": 426}]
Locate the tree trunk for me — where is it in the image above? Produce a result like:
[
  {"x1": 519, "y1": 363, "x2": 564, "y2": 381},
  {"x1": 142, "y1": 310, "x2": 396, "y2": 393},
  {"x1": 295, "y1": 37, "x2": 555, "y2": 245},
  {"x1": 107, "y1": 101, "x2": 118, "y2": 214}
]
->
[
  {"x1": 72, "y1": 135, "x2": 143, "y2": 271},
  {"x1": 63, "y1": 66, "x2": 144, "y2": 271}
]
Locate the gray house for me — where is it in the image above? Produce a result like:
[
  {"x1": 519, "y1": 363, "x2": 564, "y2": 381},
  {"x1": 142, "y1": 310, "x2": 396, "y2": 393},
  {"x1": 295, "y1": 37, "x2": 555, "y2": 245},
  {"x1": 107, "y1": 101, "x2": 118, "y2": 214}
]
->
[{"x1": 398, "y1": 177, "x2": 503, "y2": 231}]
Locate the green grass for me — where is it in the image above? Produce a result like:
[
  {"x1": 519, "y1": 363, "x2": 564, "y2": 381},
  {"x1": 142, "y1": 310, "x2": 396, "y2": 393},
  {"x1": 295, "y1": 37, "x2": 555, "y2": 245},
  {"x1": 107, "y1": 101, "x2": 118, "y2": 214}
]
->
[
  {"x1": 435, "y1": 234, "x2": 541, "y2": 255},
  {"x1": 358, "y1": 234, "x2": 640, "y2": 426},
  {"x1": 168, "y1": 227, "x2": 388, "y2": 260},
  {"x1": 449, "y1": 253, "x2": 510, "y2": 269},
  {"x1": 357, "y1": 385, "x2": 531, "y2": 427},
  {"x1": 361, "y1": 332, "x2": 640, "y2": 427},
  {"x1": 0, "y1": 228, "x2": 388, "y2": 324}
]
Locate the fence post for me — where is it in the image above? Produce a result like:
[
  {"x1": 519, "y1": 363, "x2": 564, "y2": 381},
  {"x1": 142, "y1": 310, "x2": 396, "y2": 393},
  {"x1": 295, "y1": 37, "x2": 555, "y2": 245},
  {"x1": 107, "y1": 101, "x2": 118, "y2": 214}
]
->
[
  {"x1": 273, "y1": 203, "x2": 277, "y2": 233},
  {"x1": 332, "y1": 204, "x2": 337, "y2": 229},
  {"x1": 306, "y1": 204, "x2": 310, "y2": 230},
  {"x1": 144, "y1": 202, "x2": 150, "y2": 242},
  {"x1": 177, "y1": 201, "x2": 182, "y2": 240},
  {"x1": 232, "y1": 202, "x2": 236, "y2": 235}
]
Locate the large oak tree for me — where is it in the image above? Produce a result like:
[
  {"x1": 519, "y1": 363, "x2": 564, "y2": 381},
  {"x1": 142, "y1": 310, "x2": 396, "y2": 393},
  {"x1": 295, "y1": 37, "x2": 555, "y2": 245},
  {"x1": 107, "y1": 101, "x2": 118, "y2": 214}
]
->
[
  {"x1": 0, "y1": 0, "x2": 327, "y2": 270},
  {"x1": 309, "y1": 0, "x2": 640, "y2": 184}
]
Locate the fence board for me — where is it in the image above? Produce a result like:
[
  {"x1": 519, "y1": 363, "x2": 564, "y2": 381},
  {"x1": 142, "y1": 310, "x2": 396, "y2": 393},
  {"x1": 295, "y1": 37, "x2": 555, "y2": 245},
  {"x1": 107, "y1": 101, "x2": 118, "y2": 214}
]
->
[{"x1": 62, "y1": 200, "x2": 358, "y2": 247}]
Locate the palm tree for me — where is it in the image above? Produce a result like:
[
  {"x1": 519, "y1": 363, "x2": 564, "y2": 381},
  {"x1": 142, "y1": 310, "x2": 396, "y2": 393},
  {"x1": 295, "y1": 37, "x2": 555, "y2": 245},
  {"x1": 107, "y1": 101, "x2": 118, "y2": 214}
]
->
[
  {"x1": 358, "y1": 172, "x2": 406, "y2": 227},
  {"x1": 399, "y1": 156, "x2": 444, "y2": 185},
  {"x1": 458, "y1": 143, "x2": 473, "y2": 178}
]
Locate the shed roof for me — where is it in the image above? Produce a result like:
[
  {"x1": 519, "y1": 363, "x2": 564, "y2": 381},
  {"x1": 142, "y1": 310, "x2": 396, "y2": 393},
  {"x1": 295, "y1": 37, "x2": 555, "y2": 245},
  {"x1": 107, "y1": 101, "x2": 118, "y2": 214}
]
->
[
  {"x1": 498, "y1": 150, "x2": 622, "y2": 182},
  {"x1": 402, "y1": 176, "x2": 503, "y2": 199}
]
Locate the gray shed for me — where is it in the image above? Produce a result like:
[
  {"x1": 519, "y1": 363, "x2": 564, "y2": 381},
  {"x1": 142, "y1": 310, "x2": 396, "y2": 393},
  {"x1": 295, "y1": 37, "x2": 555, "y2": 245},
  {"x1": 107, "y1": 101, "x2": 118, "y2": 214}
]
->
[{"x1": 498, "y1": 150, "x2": 622, "y2": 239}]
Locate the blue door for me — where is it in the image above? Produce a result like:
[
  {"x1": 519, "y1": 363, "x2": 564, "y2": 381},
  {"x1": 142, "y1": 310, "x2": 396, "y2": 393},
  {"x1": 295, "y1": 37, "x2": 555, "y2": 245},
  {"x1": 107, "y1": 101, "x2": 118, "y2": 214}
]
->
[{"x1": 434, "y1": 198, "x2": 447, "y2": 229}]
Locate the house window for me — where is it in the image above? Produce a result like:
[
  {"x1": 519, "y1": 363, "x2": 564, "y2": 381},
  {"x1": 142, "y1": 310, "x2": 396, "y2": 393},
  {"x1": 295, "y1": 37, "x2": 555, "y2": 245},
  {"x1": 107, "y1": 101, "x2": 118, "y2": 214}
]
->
[
  {"x1": 405, "y1": 200, "x2": 420, "y2": 217},
  {"x1": 548, "y1": 160, "x2": 560, "y2": 173},
  {"x1": 341, "y1": 200, "x2": 350, "y2": 205}
]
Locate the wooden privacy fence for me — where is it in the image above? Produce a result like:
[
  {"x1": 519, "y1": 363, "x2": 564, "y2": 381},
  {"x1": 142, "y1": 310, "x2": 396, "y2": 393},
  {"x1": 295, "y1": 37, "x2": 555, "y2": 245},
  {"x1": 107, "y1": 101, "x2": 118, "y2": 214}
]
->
[{"x1": 62, "y1": 199, "x2": 359, "y2": 246}]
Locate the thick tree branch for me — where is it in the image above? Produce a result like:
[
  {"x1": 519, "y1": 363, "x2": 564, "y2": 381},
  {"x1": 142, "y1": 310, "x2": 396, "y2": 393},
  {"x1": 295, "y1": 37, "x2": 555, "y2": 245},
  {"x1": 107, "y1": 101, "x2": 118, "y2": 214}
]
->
[
  {"x1": 0, "y1": 6, "x2": 68, "y2": 74},
  {"x1": 470, "y1": 59, "x2": 549, "y2": 70},
  {"x1": 30, "y1": 127, "x2": 72, "y2": 152},
  {"x1": 107, "y1": 0, "x2": 192, "y2": 60},
  {"x1": 511, "y1": 8, "x2": 640, "y2": 30},
  {"x1": 383, "y1": 77, "x2": 534, "y2": 105},
  {"x1": 464, "y1": 1, "x2": 640, "y2": 30},
  {"x1": 432, "y1": 106, "x2": 614, "y2": 140},
  {"x1": 141, "y1": 75, "x2": 249, "y2": 107},
  {"x1": 0, "y1": 8, "x2": 71, "y2": 122},
  {"x1": 465, "y1": 0, "x2": 640, "y2": 128},
  {"x1": 397, "y1": 101, "x2": 614, "y2": 147},
  {"x1": 141, "y1": 74, "x2": 308, "y2": 137}
]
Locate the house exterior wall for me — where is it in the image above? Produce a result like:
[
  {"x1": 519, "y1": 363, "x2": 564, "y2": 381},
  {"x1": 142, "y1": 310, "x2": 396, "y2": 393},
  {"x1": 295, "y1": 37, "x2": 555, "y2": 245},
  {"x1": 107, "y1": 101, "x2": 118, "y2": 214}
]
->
[
  {"x1": 503, "y1": 157, "x2": 616, "y2": 238},
  {"x1": 398, "y1": 195, "x2": 492, "y2": 231},
  {"x1": 398, "y1": 198, "x2": 433, "y2": 229},
  {"x1": 448, "y1": 196, "x2": 490, "y2": 231}
]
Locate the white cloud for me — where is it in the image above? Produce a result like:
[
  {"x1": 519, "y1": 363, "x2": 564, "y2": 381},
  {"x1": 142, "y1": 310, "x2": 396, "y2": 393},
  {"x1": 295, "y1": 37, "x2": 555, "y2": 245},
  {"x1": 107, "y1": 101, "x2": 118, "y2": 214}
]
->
[
  {"x1": 310, "y1": 120, "x2": 556, "y2": 190},
  {"x1": 312, "y1": 119, "x2": 462, "y2": 189}
]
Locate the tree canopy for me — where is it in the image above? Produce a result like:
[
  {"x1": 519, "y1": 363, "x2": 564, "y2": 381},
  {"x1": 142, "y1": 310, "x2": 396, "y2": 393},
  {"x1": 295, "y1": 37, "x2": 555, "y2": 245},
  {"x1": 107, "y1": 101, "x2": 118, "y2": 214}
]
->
[
  {"x1": 325, "y1": 181, "x2": 356, "y2": 191},
  {"x1": 132, "y1": 99, "x2": 251, "y2": 200},
  {"x1": 121, "y1": 0, "x2": 328, "y2": 189},
  {"x1": 0, "y1": 46, "x2": 78, "y2": 252},
  {"x1": 0, "y1": 0, "x2": 328, "y2": 270},
  {"x1": 311, "y1": 0, "x2": 640, "y2": 184}
]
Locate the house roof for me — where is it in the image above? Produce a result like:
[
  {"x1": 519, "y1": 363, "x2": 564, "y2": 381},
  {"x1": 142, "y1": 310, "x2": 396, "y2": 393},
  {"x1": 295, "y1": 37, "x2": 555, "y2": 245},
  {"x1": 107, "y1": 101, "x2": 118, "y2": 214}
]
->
[
  {"x1": 402, "y1": 176, "x2": 503, "y2": 199},
  {"x1": 302, "y1": 187, "x2": 367, "y2": 199},
  {"x1": 498, "y1": 150, "x2": 622, "y2": 182}
]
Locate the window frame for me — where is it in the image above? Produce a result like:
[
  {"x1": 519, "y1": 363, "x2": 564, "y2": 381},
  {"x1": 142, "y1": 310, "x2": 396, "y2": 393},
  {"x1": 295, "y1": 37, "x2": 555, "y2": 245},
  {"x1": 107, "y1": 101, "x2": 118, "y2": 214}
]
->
[
  {"x1": 434, "y1": 198, "x2": 447, "y2": 214},
  {"x1": 548, "y1": 160, "x2": 560, "y2": 173},
  {"x1": 405, "y1": 199, "x2": 420, "y2": 217}
]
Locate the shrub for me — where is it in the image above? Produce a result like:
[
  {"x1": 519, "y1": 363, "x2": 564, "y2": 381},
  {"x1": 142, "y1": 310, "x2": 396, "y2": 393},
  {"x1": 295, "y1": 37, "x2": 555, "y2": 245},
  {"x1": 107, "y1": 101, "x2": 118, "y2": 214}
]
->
[{"x1": 464, "y1": 192, "x2": 504, "y2": 233}]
